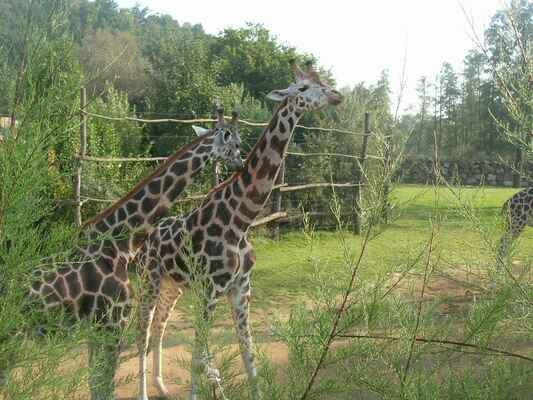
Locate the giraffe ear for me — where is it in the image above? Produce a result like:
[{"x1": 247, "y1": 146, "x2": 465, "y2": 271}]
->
[
  {"x1": 266, "y1": 89, "x2": 290, "y2": 102},
  {"x1": 192, "y1": 125, "x2": 209, "y2": 136}
]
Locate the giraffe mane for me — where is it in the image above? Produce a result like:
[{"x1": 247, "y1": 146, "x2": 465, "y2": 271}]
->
[
  {"x1": 205, "y1": 99, "x2": 289, "y2": 196},
  {"x1": 83, "y1": 132, "x2": 212, "y2": 228}
]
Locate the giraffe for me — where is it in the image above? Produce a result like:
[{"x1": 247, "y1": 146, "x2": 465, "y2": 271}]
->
[
  {"x1": 498, "y1": 187, "x2": 533, "y2": 260},
  {"x1": 19, "y1": 110, "x2": 243, "y2": 400},
  {"x1": 135, "y1": 61, "x2": 343, "y2": 400}
]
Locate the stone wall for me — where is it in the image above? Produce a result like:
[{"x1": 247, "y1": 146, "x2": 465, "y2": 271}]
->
[{"x1": 399, "y1": 158, "x2": 533, "y2": 187}]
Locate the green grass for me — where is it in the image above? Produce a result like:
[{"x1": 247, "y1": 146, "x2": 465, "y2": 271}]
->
[
  {"x1": 247, "y1": 185, "x2": 532, "y2": 310},
  {"x1": 165, "y1": 184, "x2": 532, "y2": 400},
  {"x1": 173, "y1": 185, "x2": 531, "y2": 315}
]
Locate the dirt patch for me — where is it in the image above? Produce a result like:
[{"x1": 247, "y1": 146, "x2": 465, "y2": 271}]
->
[
  {"x1": 112, "y1": 262, "x2": 532, "y2": 399},
  {"x1": 115, "y1": 340, "x2": 288, "y2": 400},
  {"x1": 386, "y1": 262, "x2": 532, "y2": 316}
]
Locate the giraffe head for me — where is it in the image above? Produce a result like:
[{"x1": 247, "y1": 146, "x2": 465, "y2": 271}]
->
[
  {"x1": 192, "y1": 108, "x2": 243, "y2": 168},
  {"x1": 266, "y1": 60, "x2": 343, "y2": 111}
]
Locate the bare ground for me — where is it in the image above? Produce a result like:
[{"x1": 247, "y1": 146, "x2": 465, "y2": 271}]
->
[{"x1": 112, "y1": 261, "x2": 532, "y2": 399}]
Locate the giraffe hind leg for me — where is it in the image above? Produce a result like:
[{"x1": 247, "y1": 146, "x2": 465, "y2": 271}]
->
[
  {"x1": 150, "y1": 276, "x2": 182, "y2": 398},
  {"x1": 137, "y1": 267, "x2": 161, "y2": 400},
  {"x1": 498, "y1": 209, "x2": 526, "y2": 264},
  {"x1": 228, "y1": 278, "x2": 261, "y2": 400}
]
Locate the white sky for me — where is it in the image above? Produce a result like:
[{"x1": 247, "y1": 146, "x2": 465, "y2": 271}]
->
[{"x1": 116, "y1": 0, "x2": 505, "y2": 112}]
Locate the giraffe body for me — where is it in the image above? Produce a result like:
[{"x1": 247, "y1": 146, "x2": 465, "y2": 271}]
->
[
  {"x1": 499, "y1": 187, "x2": 533, "y2": 259},
  {"x1": 135, "y1": 61, "x2": 343, "y2": 400},
  {"x1": 18, "y1": 113, "x2": 242, "y2": 400}
]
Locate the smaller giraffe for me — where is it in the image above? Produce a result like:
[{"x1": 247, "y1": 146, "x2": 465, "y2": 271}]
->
[
  {"x1": 498, "y1": 187, "x2": 533, "y2": 259},
  {"x1": 10, "y1": 111, "x2": 243, "y2": 400}
]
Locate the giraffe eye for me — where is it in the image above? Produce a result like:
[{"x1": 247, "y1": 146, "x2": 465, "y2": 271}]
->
[{"x1": 298, "y1": 85, "x2": 309, "y2": 92}]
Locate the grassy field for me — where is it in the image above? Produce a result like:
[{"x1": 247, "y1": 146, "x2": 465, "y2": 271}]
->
[
  {"x1": 167, "y1": 183, "x2": 532, "y2": 330},
  {"x1": 238, "y1": 185, "x2": 531, "y2": 311},
  {"x1": 114, "y1": 185, "x2": 533, "y2": 399}
]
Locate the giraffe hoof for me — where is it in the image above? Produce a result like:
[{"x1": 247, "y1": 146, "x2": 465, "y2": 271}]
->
[
  {"x1": 205, "y1": 365, "x2": 221, "y2": 383},
  {"x1": 155, "y1": 376, "x2": 170, "y2": 398}
]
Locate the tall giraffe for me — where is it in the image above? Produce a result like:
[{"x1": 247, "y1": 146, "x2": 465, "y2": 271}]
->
[
  {"x1": 498, "y1": 187, "x2": 533, "y2": 260},
  {"x1": 21, "y1": 110, "x2": 242, "y2": 400},
  {"x1": 135, "y1": 61, "x2": 343, "y2": 400}
]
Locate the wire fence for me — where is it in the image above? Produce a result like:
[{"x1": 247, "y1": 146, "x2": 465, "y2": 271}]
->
[{"x1": 74, "y1": 88, "x2": 385, "y2": 234}]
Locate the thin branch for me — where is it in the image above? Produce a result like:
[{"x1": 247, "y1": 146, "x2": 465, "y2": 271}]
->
[
  {"x1": 402, "y1": 225, "x2": 435, "y2": 384},
  {"x1": 250, "y1": 212, "x2": 288, "y2": 228},
  {"x1": 299, "y1": 221, "x2": 373, "y2": 399},
  {"x1": 506, "y1": 10, "x2": 530, "y2": 74},
  {"x1": 279, "y1": 182, "x2": 360, "y2": 192},
  {"x1": 288, "y1": 151, "x2": 384, "y2": 160},
  {"x1": 393, "y1": 36, "x2": 409, "y2": 124},
  {"x1": 78, "y1": 155, "x2": 167, "y2": 162},
  {"x1": 336, "y1": 333, "x2": 533, "y2": 363}
]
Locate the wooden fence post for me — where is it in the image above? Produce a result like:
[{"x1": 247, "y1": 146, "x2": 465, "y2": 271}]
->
[
  {"x1": 74, "y1": 87, "x2": 87, "y2": 226},
  {"x1": 353, "y1": 112, "x2": 370, "y2": 235},
  {"x1": 269, "y1": 160, "x2": 285, "y2": 239}
]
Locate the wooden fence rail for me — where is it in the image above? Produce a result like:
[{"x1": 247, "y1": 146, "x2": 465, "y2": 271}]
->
[
  {"x1": 78, "y1": 153, "x2": 383, "y2": 163},
  {"x1": 79, "y1": 182, "x2": 361, "y2": 205},
  {"x1": 82, "y1": 110, "x2": 367, "y2": 136}
]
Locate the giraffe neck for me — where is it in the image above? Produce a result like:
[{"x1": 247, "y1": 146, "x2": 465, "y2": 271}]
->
[
  {"x1": 80, "y1": 131, "x2": 218, "y2": 261},
  {"x1": 203, "y1": 99, "x2": 302, "y2": 235}
]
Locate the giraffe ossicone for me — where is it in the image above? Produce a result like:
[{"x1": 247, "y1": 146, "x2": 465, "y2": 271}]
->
[
  {"x1": 16, "y1": 110, "x2": 242, "y2": 400},
  {"x1": 135, "y1": 60, "x2": 343, "y2": 400}
]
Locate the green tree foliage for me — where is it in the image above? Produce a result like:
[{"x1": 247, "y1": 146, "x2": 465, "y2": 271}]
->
[
  {"x1": 81, "y1": 30, "x2": 148, "y2": 100},
  {"x1": 210, "y1": 23, "x2": 297, "y2": 100},
  {"x1": 0, "y1": 1, "x2": 94, "y2": 397},
  {"x1": 76, "y1": 84, "x2": 149, "y2": 213},
  {"x1": 408, "y1": 0, "x2": 532, "y2": 159},
  {"x1": 485, "y1": 0, "x2": 532, "y2": 155}
]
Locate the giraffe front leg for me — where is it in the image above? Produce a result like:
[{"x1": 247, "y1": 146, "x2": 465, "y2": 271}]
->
[
  {"x1": 150, "y1": 278, "x2": 182, "y2": 398},
  {"x1": 137, "y1": 275, "x2": 160, "y2": 400},
  {"x1": 228, "y1": 278, "x2": 261, "y2": 400},
  {"x1": 190, "y1": 302, "x2": 217, "y2": 400},
  {"x1": 88, "y1": 325, "x2": 122, "y2": 400}
]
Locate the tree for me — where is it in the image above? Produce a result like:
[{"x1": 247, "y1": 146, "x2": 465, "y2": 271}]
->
[
  {"x1": 438, "y1": 62, "x2": 461, "y2": 153},
  {"x1": 462, "y1": 50, "x2": 485, "y2": 154},
  {"x1": 80, "y1": 30, "x2": 148, "y2": 100},
  {"x1": 484, "y1": 0, "x2": 532, "y2": 184},
  {"x1": 210, "y1": 23, "x2": 297, "y2": 101},
  {"x1": 414, "y1": 76, "x2": 431, "y2": 154}
]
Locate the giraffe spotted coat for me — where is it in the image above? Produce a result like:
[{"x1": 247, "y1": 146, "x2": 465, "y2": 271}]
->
[{"x1": 134, "y1": 61, "x2": 344, "y2": 400}]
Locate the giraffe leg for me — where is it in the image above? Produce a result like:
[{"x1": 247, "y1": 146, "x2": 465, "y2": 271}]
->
[
  {"x1": 137, "y1": 274, "x2": 161, "y2": 400},
  {"x1": 88, "y1": 326, "x2": 122, "y2": 400},
  {"x1": 190, "y1": 301, "x2": 216, "y2": 400},
  {"x1": 150, "y1": 277, "x2": 182, "y2": 398},
  {"x1": 228, "y1": 278, "x2": 261, "y2": 400},
  {"x1": 498, "y1": 210, "x2": 526, "y2": 265}
]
